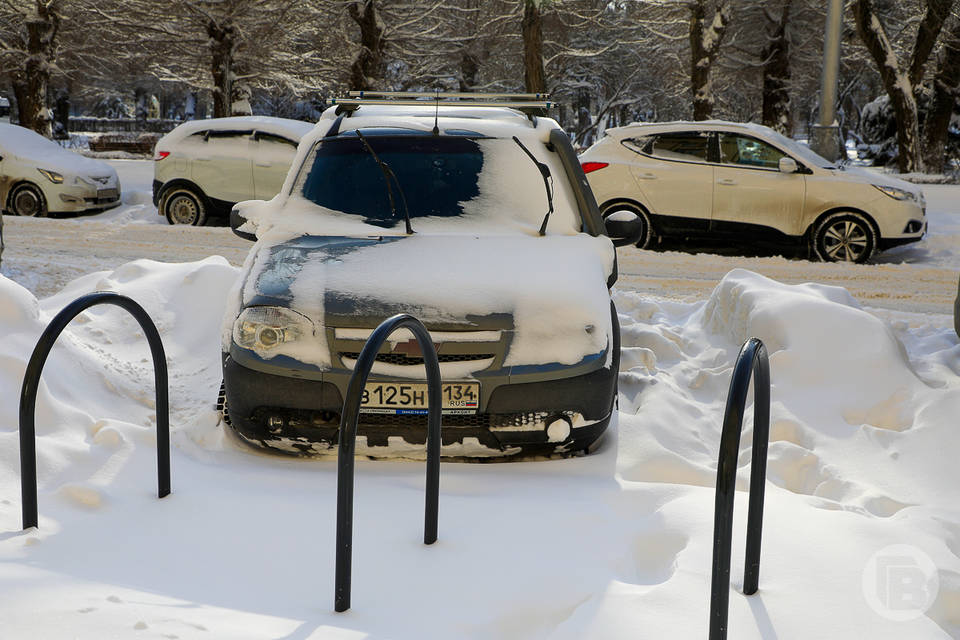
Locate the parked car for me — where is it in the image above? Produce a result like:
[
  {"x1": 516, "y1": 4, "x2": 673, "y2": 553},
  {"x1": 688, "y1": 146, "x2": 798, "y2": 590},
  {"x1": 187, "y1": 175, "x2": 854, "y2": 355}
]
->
[
  {"x1": 0, "y1": 122, "x2": 121, "y2": 217},
  {"x1": 220, "y1": 96, "x2": 632, "y2": 458},
  {"x1": 152, "y1": 116, "x2": 314, "y2": 225},
  {"x1": 580, "y1": 121, "x2": 928, "y2": 263}
]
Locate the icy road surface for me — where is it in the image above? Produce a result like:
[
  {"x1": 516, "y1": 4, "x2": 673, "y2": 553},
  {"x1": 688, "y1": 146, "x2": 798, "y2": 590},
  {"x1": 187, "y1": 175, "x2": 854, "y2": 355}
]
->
[{"x1": 2, "y1": 160, "x2": 957, "y2": 314}]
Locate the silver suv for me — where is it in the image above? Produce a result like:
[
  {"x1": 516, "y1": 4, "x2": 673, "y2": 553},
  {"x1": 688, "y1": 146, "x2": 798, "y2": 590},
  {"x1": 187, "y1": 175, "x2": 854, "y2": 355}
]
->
[{"x1": 220, "y1": 94, "x2": 630, "y2": 458}]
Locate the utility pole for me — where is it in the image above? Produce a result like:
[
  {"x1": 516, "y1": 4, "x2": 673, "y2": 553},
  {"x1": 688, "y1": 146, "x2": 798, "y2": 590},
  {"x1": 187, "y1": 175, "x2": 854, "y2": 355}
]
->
[{"x1": 812, "y1": 0, "x2": 844, "y2": 160}]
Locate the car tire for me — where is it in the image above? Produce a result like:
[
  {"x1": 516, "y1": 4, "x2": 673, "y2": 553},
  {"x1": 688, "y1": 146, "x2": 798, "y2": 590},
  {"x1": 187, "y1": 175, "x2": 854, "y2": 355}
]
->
[
  {"x1": 161, "y1": 186, "x2": 208, "y2": 226},
  {"x1": 812, "y1": 212, "x2": 877, "y2": 264},
  {"x1": 216, "y1": 381, "x2": 232, "y2": 427},
  {"x1": 8, "y1": 182, "x2": 47, "y2": 217},
  {"x1": 600, "y1": 202, "x2": 653, "y2": 249}
]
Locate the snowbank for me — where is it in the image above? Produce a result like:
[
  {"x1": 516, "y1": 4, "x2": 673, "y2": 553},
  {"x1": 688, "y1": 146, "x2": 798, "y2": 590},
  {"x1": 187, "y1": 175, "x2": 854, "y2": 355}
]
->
[{"x1": 0, "y1": 262, "x2": 957, "y2": 638}]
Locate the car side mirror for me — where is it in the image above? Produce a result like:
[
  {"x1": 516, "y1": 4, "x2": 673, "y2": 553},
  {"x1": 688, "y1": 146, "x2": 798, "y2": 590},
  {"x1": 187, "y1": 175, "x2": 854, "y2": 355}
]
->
[
  {"x1": 779, "y1": 157, "x2": 798, "y2": 173},
  {"x1": 230, "y1": 207, "x2": 257, "y2": 241},
  {"x1": 603, "y1": 209, "x2": 644, "y2": 247}
]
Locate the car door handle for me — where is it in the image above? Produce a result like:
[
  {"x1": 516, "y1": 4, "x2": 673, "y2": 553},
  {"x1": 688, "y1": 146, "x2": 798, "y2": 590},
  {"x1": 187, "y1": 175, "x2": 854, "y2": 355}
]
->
[
  {"x1": 255, "y1": 161, "x2": 271, "y2": 167},
  {"x1": 195, "y1": 156, "x2": 211, "y2": 162},
  {"x1": 636, "y1": 172, "x2": 657, "y2": 180},
  {"x1": 717, "y1": 178, "x2": 737, "y2": 185}
]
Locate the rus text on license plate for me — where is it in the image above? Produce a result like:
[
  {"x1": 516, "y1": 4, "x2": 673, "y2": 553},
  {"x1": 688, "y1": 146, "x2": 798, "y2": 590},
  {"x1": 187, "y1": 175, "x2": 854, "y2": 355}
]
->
[{"x1": 360, "y1": 382, "x2": 479, "y2": 415}]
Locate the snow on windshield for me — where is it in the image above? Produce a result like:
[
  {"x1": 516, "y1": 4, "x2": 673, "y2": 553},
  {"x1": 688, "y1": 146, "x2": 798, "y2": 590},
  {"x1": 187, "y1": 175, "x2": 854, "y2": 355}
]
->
[{"x1": 262, "y1": 134, "x2": 582, "y2": 237}]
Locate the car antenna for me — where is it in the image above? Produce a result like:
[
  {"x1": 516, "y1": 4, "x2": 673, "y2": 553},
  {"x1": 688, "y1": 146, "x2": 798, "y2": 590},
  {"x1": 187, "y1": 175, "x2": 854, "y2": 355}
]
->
[
  {"x1": 512, "y1": 136, "x2": 554, "y2": 236},
  {"x1": 432, "y1": 88, "x2": 440, "y2": 136},
  {"x1": 355, "y1": 129, "x2": 414, "y2": 235}
]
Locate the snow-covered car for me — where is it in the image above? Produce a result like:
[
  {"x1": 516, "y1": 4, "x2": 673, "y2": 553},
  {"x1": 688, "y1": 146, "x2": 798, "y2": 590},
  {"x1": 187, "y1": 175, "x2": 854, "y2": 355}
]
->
[
  {"x1": 580, "y1": 121, "x2": 928, "y2": 263},
  {"x1": 152, "y1": 116, "x2": 314, "y2": 225},
  {"x1": 0, "y1": 122, "x2": 121, "y2": 217},
  {"x1": 219, "y1": 97, "x2": 629, "y2": 458}
]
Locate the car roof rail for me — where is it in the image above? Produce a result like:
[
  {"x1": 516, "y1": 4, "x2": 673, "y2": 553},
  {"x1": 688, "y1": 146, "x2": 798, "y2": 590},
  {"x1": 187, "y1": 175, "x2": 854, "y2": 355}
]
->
[{"x1": 332, "y1": 91, "x2": 556, "y2": 120}]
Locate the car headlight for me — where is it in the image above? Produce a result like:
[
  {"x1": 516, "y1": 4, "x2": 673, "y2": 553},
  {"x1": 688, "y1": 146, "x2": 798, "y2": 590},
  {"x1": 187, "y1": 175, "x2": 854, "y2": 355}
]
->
[
  {"x1": 873, "y1": 184, "x2": 917, "y2": 202},
  {"x1": 37, "y1": 168, "x2": 64, "y2": 184},
  {"x1": 233, "y1": 306, "x2": 314, "y2": 351}
]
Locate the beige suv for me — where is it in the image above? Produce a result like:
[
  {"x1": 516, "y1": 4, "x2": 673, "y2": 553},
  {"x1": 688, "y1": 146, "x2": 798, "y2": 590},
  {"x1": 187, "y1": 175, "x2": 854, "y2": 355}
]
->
[
  {"x1": 580, "y1": 121, "x2": 927, "y2": 263},
  {"x1": 152, "y1": 116, "x2": 314, "y2": 225}
]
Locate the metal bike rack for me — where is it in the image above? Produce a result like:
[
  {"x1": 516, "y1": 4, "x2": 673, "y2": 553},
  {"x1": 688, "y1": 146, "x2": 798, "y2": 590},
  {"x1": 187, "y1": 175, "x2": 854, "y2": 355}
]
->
[
  {"x1": 709, "y1": 337, "x2": 770, "y2": 640},
  {"x1": 335, "y1": 313, "x2": 443, "y2": 612},
  {"x1": 18, "y1": 292, "x2": 170, "y2": 530}
]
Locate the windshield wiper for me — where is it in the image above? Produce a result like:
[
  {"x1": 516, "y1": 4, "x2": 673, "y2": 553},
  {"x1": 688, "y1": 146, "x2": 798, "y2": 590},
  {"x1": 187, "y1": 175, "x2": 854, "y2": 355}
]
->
[
  {"x1": 512, "y1": 136, "x2": 554, "y2": 236},
  {"x1": 355, "y1": 129, "x2": 413, "y2": 234}
]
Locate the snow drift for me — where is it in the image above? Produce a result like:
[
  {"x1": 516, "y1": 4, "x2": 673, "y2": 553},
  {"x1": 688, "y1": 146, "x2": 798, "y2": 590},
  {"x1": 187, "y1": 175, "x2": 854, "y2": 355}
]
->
[{"x1": 0, "y1": 262, "x2": 958, "y2": 638}]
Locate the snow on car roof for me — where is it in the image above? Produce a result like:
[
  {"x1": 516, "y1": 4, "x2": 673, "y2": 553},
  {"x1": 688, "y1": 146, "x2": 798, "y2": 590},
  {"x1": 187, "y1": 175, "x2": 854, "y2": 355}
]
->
[
  {"x1": 309, "y1": 104, "x2": 560, "y2": 146},
  {"x1": 602, "y1": 120, "x2": 782, "y2": 139},
  {"x1": 161, "y1": 116, "x2": 315, "y2": 143}
]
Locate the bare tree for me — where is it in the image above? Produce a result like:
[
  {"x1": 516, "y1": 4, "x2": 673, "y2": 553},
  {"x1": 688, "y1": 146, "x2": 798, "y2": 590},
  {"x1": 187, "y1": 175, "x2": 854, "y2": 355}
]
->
[
  {"x1": 761, "y1": 0, "x2": 793, "y2": 133},
  {"x1": 1, "y1": 0, "x2": 62, "y2": 135},
  {"x1": 852, "y1": 0, "x2": 955, "y2": 172}
]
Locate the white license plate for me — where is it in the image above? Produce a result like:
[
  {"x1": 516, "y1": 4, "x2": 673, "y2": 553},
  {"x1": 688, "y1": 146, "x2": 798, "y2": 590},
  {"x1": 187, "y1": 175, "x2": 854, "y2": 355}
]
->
[
  {"x1": 361, "y1": 381, "x2": 479, "y2": 415},
  {"x1": 98, "y1": 188, "x2": 118, "y2": 200}
]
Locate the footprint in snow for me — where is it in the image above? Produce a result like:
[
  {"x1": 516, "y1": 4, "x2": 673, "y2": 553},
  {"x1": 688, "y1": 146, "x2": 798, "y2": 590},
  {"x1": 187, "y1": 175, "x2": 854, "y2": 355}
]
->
[
  {"x1": 57, "y1": 484, "x2": 104, "y2": 509},
  {"x1": 107, "y1": 595, "x2": 122, "y2": 603}
]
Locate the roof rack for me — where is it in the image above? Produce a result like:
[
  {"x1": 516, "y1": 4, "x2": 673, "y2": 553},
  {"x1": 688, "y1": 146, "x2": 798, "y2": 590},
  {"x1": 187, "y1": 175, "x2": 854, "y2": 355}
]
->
[{"x1": 332, "y1": 91, "x2": 556, "y2": 118}]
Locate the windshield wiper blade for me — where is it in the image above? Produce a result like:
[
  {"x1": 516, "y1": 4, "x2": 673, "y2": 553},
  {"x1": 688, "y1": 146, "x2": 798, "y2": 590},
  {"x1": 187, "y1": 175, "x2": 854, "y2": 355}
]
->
[
  {"x1": 355, "y1": 129, "x2": 414, "y2": 234},
  {"x1": 512, "y1": 136, "x2": 554, "y2": 236}
]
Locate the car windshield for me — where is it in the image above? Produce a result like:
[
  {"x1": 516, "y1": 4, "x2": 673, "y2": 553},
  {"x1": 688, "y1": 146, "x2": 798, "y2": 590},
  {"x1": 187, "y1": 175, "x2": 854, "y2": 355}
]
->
[{"x1": 293, "y1": 131, "x2": 580, "y2": 235}]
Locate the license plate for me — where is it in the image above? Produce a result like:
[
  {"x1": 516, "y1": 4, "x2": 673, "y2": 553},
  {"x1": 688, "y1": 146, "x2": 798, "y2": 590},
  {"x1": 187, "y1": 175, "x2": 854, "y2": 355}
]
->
[
  {"x1": 98, "y1": 188, "x2": 118, "y2": 200},
  {"x1": 361, "y1": 381, "x2": 479, "y2": 415}
]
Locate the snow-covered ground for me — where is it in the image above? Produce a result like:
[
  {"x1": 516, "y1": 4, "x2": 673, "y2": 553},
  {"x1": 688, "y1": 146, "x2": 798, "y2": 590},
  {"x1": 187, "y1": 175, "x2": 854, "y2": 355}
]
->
[{"x1": 0, "y1": 160, "x2": 958, "y2": 638}]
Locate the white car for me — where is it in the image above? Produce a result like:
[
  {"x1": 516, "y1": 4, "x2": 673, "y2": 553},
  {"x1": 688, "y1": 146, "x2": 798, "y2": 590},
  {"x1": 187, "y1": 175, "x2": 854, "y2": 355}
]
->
[
  {"x1": 0, "y1": 122, "x2": 121, "y2": 217},
  {"x1": 580, "y1": 121, "x2": 927, "y2": 263},
  {"x1": 152, "y1": 116, "x2": 314, "y2": 225}
]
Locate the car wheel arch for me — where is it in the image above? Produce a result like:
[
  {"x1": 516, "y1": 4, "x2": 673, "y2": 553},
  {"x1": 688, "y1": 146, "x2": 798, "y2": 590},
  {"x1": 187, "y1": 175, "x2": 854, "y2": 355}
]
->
[
  {"x1": 6, "y1": 179, "x2": 48, "y2": 216},
  {"x1": 599, "y1": 197, "x2": 656, "y2": 247},
  {"x1": 158, "y1": 180, "x2": 211, "y2": 225},
  {"x1": 807, "y1": 206, "x2": 881, "y2": 242}
]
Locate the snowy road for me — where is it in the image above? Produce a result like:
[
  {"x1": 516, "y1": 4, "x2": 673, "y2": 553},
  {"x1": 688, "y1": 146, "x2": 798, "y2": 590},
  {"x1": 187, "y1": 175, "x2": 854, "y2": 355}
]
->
[{"x1": 2, "y1": 160, "x2": 958, "y2": 315}]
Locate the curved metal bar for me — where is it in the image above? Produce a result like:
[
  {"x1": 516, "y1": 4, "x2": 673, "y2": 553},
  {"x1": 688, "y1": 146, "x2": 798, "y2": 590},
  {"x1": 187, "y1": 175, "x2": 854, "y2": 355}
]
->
[
  {"x1": 709, "y1": 337, "x2": 770, "y2": 640},
  {"x1": 335, "y1": 313, "x2": 442, "y2": 613},
  {"x1": 19, "y1": 293, "x2": 170, "y2": 530}
]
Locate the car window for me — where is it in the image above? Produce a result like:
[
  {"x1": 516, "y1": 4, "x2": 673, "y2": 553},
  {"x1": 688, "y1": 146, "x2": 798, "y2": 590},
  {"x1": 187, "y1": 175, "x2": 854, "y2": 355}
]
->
[
  {"x1": 718, "y1": 133, "x2": 786, "y2": 169},
  {"x1": 206, "y1": 129, "x2": 253, "y2": 141},
  {"x1": 644, "y1": 132, "x2": 711, "y2": 163},
  {"x1": 621, "y1": 137, "x2": 652, "y2": 155},
  {"x1": 256, "y1": 132, "x2": 297, "y2": 147}
]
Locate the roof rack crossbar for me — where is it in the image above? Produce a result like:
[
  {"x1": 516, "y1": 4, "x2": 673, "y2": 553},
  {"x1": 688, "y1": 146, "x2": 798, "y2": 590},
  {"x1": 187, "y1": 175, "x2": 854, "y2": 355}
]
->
[
  {"x1": 332, "y1": 97, "x2": 555, "y2": 118},
  {"x1": 347, "y1": 91, "x2": 550, "y2": 101}
]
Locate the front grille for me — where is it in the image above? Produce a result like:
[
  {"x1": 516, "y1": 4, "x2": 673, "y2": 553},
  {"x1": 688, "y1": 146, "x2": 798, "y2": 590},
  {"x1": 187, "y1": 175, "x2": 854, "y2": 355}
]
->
[{"x1": 340, "y1": 352, "x2": 495, "y2": 366}]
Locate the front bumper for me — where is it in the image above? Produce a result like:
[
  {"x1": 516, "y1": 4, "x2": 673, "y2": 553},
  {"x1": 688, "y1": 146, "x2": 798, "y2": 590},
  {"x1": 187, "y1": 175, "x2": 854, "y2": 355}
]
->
[
  {"x1": 221, "y1": 351, "x2": 617, "y2": 457},
  {"x1": 52, "y1": 183, "x2": 121, "y2": 213}
]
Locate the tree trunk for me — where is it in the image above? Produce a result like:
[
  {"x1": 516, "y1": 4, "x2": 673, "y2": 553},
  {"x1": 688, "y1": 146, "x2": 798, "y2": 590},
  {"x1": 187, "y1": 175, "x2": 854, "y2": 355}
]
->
[
  {"x1": 689, "y1": 0, "x2": 732, "y2": 121},
  {"x1": 908, "y1": 0, "x2": 954, "y2": 88},
  {"x1": 761, "y1": 0, "x2": 793, "y2": 134},
  {"x1": 521, "y1": 0, "x2": 546, "y2": 93},
  {"x1": 207, "y1": 19, "x2": 238, "y2": 119},
  {"x1": 459, "y1": 49, "x2": 481, "y2": 92},
  {"x1": 348, "y1": 0, "x2": 386, "y2": 91},
  {"x1": 12, "y1": 0, "x2": 61, "y2": 136},
  {"x1": 923, "y1": 19, "x2": 960, "y2": 172},
  {"x1": 853, "y1": 0, "x2": 924, "y2": 173}
]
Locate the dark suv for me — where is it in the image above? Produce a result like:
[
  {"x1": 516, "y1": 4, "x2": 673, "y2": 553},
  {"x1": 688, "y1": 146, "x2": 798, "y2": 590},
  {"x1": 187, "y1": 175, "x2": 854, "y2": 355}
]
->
[{"x1": 220, "y1": 96, "x2": 634, "y2": 458}]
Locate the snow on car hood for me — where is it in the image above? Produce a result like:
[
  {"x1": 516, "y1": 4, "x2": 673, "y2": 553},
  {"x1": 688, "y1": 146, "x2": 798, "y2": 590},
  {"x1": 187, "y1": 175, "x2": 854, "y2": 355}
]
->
[
  {"x1": 237, "y1": 233, "x2": 615, "y2": 367},
  {"x1": 0, "y1": 123, "x2": 116, "y2": 177}
]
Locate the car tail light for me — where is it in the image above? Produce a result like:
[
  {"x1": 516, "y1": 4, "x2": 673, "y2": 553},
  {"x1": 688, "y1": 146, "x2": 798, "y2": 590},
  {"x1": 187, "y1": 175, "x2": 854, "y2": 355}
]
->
[
  {"x1": 581, "y1": 162, "x2": 609, "y2": 174},
  {"x1": 155, "y1": 151, "x2": 171, "y2": 161}
]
